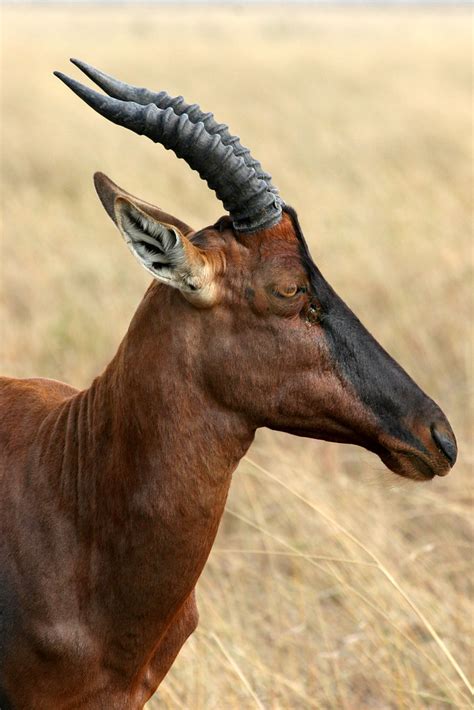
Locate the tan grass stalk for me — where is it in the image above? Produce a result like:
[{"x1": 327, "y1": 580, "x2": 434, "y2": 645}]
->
[
  {"x1": 213, "y1": 548, "x2": 377, "y2": 566},
  {"x1": 225, "y1": 507, "x2": 468, "y2": 704},
  {"x1": 243, "y1": 456, "x2": 473, "y2": 697},
  {"x1": 207, "y1": 632, "x2": 265, "y2": 710}
]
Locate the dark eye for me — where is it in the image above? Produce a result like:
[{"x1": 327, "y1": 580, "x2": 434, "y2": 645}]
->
[
  {"x1": 306, "y1": 303, "x2": 321, "y2": 325},
  {"x1": 273, "y1": 285, "x2": 306, "y2": 299}
]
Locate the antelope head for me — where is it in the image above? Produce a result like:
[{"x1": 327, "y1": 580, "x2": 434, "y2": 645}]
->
[{"x1": 55, "y1": 60, "x2": 457, "y2": 481}]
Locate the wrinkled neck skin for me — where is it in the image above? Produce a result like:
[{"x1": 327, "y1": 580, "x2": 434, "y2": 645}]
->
[{"x1": 42, "y1": 282, "x2": 254, "y2": 634}]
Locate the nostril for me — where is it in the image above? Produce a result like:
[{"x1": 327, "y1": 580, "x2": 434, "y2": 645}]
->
[{"x1": 431, "y1": 424, "x2": 457, "y2": 466}]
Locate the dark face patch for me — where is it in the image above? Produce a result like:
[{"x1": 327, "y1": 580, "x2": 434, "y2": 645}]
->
[
  {"x1": 283, "y1": 206, "x2": 437, "y2": 455},
  {"x1": 0, "y1": 686, "x2": 13, "y2": 710}
]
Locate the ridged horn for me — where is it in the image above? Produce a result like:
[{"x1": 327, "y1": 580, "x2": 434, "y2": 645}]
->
[
  {"x1": 54, "y1": 69, "x2": 282, "y2": 234},
  {"x1": 69, "y1": 58, "x2": 279, "y2": 197}
]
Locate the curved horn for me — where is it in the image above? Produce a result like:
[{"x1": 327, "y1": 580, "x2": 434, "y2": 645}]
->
[
  {"x1": 69, "y1": 58, "x2": 280, "y2": 197},
  {"x1": 54, "y1": 71, "x2": 282, "y2": 234}
]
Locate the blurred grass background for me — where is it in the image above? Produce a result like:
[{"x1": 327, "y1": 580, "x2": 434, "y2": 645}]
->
[{"x1": 1, "y1": 6, "x2": 472, "y2": 708}]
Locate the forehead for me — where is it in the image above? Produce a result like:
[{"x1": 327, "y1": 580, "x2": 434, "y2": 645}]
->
[
  {"x1": 192, "y1": 210, "x2": 317, "y2": 295},
  {"x1": 241, "y1": 211, "x2": 313, "y2": 290},
  {"x1": 240, "y1": 211, "x2": 302, "y2": 258},
  {"x1": 198, "y1": 211, "x2": 307, "y2": 271}
]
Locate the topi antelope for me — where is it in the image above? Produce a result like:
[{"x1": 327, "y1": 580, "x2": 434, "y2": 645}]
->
[{"x1": 0, "y1": 59, "x2": 457, "y2": 709}]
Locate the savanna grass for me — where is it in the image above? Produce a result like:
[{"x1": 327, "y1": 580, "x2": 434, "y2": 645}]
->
[{"x1": 1, "y1": 7, "x2": 472, "y2": 708}]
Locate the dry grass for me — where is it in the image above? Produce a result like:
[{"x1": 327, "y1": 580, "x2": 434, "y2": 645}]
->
[{"x1": 1, "y1": 6, "x2": 472, "y2": 708}]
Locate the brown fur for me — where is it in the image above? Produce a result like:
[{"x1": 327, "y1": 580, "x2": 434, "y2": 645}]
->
[{"x1": 0, "y1": 194, "x2": 455, "y2": 708}]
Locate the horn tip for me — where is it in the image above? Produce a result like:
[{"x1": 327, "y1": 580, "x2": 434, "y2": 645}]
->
[
  {"x1": 70, "y1": 57, "x2": 88, "y2": 71},
  {"x1": 53, "y1": 70, "x2": 72, "y2": 85},
  {"x1": 54, "y1": 71, "x2": 105, "y2": 107},
  {"x1": 54, "y1": 71, "x2": 86, "y2": 96}
]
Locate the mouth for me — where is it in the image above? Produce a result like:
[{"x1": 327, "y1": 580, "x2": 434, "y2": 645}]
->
[
  {"x1": 380, "y1": 449, "x2": 447, "y2": 481},
  {"x1": 273, "y1": 424, "x2": 454, "y2": 481}
]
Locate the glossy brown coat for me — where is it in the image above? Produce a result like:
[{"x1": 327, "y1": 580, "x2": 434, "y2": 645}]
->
[{"x1": 0, "y1": 182, "x2": 456, "y2": 708}]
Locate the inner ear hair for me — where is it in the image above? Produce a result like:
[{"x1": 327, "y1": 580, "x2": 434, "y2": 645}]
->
[
  {"x1": 114, "y1": 196, "x2": 216, "y2": 303},
  {"x1": 116, "y1": 199, "x2": 186, "y2": 269}
]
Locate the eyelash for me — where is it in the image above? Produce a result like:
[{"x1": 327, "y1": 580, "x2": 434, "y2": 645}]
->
[{"x1": 305, "y1": 303, "x2": 321, "y2": 325}]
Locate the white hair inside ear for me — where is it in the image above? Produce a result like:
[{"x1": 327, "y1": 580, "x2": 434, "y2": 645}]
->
[
  {"x1": 113, "y1": 197, "x2": 217, "y2": 306},
  {"x1": 117, "y1": 200, "x2": 186, "y2": 281}
]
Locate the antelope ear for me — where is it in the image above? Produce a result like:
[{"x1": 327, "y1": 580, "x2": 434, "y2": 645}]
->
[
  {"x1": 93, "y1": 172, "x2": 194, "y2": 237},
  {"x1": 114, "y1": 197, "x2": 216, "y2": 304}
]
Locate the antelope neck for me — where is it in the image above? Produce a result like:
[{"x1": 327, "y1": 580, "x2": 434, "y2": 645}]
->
[{"x1": 48, "y1": 282, "x2": 255, "y2": 532}]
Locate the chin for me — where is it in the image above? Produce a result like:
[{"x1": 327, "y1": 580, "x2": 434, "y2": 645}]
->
[{"x1": 379, "y1": 450, "x2": 441, "y2": 481}]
